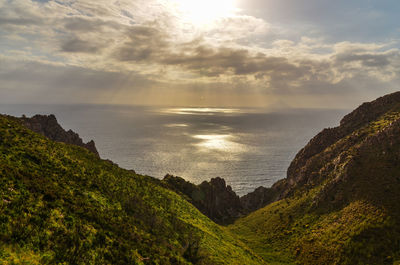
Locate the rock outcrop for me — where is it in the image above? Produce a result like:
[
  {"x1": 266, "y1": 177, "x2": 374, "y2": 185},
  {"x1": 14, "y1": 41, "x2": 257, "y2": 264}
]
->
[
  {"x1": 19, "y1": 114, "x2": 99, "y2": 157},
  {"x1": 163, "y1": 175, "x2": 244, "y2": 224},
  {"x1": 163, "y1": 175, "x2": 286, "y2": 224},
  {"x1": 239, "y1": 186, "x2": 280, "y2": 213},
  {"x1": 279, "y1": 91, "x2": 400, "y2": 200},
  {"x1": 230, "y1": 91, "x2": 400, "y2": 265}
]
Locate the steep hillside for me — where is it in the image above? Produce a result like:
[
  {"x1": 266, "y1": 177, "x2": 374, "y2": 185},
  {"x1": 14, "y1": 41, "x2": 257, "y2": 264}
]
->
[
  {"x1": 0, "y1": 114, "x2": 263, "y2": 265},
  {"x1": 230, "y1": 92, "x2": 400, "y2": 264}
]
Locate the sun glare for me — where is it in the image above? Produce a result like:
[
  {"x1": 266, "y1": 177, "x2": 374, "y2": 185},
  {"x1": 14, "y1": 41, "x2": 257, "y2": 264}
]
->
[
  {"x1": 172, "y1": 0, "x2": 238, "y2": 26},
  {"x1": 193, "y1": 134, "x2": 246, "y2": 153}
]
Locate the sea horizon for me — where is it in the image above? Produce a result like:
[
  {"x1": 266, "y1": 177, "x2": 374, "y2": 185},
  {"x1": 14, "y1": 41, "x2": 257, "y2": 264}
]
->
[{"x1": 0, "y1": 103, "x2": 349, "y2": 196}]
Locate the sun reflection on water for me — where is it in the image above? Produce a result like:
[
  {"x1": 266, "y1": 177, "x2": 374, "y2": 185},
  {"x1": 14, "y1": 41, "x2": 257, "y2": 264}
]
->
[
  {"x1": 162, "y1": 107, "x2": 241, "y2": 115},
  {"x1": 164, "y1": 123, "x2": 189, "y2": 127},
  {"x1": 193, "y1": 134, "x2": 245, "y2": 152}
]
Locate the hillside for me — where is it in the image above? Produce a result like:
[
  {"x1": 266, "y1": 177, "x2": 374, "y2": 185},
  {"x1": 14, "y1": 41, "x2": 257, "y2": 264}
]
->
[
  {"x1": 3, "y1": 92, "x2": 400, "y2": 264},
  {"x1": 230, "y1": 92, "x2": 400, "y2": 264},
  {"x1": 0, "y1": 114, "x2": 263, "y2": 264}
]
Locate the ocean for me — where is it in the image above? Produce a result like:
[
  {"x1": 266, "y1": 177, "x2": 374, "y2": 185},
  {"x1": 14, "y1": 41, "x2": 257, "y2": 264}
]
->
[{"x1": 0, "y1": 104, "x2": 348, "y2": 196}]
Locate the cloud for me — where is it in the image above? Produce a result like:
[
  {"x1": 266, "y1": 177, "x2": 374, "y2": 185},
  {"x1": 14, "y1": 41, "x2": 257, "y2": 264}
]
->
[
  {"x1": 114, "y1": 25, "x2": 169, "y2": 61},
  {"x1": 112, "y1": 29, "x2": 303, "y2": 78},
  {"x1": 0, "y1": 56, "x2": 160, "y2": 104},
  {"x1": 61, "y1": 37, "x2": 105, "y2": 53},
  {"x1": 0, "y1": 0, "x2": 45, "y2": 27},
  {"x1": 207, "y1": 15, "x2": 269, "y2": 41},
  {"x1": 333, "y1": 44, "x2": 395, "y2": 68},
  {"x1": 112, "y1": 32, "x2": 400, "y2": 94},
  {"x1": 0, "y1": 17, "x2": 42, "y2": 26},
  {"x1": 0, "y1": 0, "x2": 400, "y2": 109},
  {"x1": 63, "y1": 17, "x2": 123, "y2": 32},
  {"x1": 160, "y1": 46, "x2": 299, "y2": 78},
  {"x1": 338, "y1": 53, "x2": 391, "y2": 67}
]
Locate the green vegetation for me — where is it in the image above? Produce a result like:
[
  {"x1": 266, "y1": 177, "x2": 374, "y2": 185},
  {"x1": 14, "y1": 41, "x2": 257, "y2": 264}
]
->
[
  {"x1": 230, "y1": 102, "x2": 400, "y2": 265},
  {"x1": 3, "y1": 93, "x2": 400, "y2": 264},
  {"x1": 230, "y1": 189, "x2": 398, "y2": 264},
  {"x1": 0, "y1": 115, "x2": 263, "y2": 264}
]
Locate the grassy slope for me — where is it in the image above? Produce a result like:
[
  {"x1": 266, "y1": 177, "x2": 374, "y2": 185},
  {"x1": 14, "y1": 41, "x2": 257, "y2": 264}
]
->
[
  {"x1": 0, "y1": 115, "x2": 264, "y2": 265},
  {"x1": 230, "y1": 105, "x2": 400, "y2": 265}
]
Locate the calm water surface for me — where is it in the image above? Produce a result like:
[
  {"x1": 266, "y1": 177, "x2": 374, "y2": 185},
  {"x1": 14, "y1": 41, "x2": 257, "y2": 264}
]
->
[{"x1": 0, "y1": 104, "x2": 348, "y2": 196}]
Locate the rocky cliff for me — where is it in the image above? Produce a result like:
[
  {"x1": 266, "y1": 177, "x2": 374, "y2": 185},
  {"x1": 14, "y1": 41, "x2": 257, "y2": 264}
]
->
[
  {"x1": 19, "y1": 114, "x2": 99, "y2": 157},
  {"x1": 278, "y1": 91, "x2": 400, "y2": 200},
  {"x1": 163, "y1": 175, "x2": 244, "y2": 224},
  {"x1": 239, "y1": 185, "x2": 281, "y2": 213},
  {"x1": 230, "y1": 91, "x2": 400, "y2": 264},
  {"x1": 163, "y1": 175, "x2": 288, "y2": 224}
]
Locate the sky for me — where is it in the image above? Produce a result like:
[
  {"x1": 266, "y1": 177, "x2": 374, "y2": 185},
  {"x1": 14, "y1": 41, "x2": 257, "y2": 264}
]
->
[{"x1": 1, "y1": 0, "x2": 400, "y2": 108}]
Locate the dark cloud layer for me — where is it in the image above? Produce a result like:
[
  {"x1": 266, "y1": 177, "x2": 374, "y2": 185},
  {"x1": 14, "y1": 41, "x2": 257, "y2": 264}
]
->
[
  {"x1": 61, "y1": 37, "x2": 104, "y2": 53},
  {"x1": 112, "y1": 25, "x2": 400, "y2": 94},
  {"x1": 112, "y1": 28, "x2": 306, "y2": 79},
  {"x1": 0, "y1": 0, "x2": 400, "y2": 108},
  {"x1": 64, "y1": 17, "x2": 122, "y2": 32},
  {"x1": 114, "y1": 26, "x2": 169, "y2": 61},
  {"x1": 334, "y1": 51, "x2": 394, "y2": 68}
]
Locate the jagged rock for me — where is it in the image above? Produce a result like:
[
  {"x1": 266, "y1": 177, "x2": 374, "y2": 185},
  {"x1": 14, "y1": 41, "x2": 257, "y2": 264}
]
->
[
  {"x1": 198, "y1": 177, "x2": 243, "y2": 223},
  {"x1": 163, "y1": 175, "x2": 245, "y2": 224},
  {"x1": 163, "y1": 175, "x2": 282, "y2": 224},
  {"x1": 19, "y1": 114, "x2": 99, "y2": 157},
  {"x1": 240, "y1": 186, "x2": 279, "y2": 213}
]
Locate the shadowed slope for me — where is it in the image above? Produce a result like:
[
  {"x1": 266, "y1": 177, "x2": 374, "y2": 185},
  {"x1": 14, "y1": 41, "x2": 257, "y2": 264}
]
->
[{"x1": 230, "y1": 91, "x2": 400, "y2": 264}]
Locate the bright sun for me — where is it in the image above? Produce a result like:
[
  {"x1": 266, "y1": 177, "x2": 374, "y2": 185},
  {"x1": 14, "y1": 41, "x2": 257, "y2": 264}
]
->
[{"x1": 172, "y1": 0, "x2": 238, "y2": 26}]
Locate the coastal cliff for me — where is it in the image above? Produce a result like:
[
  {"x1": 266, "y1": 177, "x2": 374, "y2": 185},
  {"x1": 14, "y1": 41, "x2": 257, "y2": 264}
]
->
[
  {"x1": 2, "y1": 91, "x2": 400, "y2": 264},
  {"x1": 231, "y1": 91, "x2": 400, "y2": 264}
]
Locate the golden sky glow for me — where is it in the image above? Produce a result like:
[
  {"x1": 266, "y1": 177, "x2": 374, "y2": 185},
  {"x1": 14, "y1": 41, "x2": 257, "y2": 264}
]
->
[
  {"x1": 162, "y1": 108, "x2": 241, "y2": 115},
  {"x1": 171, "y1": 0, "x2": 238, "y2": 26},
  {"x1": 0, "y1": 0, "x2": 399, "y2": 108}
]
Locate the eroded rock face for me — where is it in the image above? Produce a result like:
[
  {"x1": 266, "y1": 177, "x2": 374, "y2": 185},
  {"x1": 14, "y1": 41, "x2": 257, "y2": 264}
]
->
[
  {"x1": 163, "y1": 175, "x2": 282, "y2": 224},
  {"x1": 240, "y1": 186, "x2": 279, "y2": 213},
  {"x1": 282, "y1": 91, "x2": 400, "y2": 199},
  {"x1": 198, "y1": 177, "x2": 243, "y2": 223},
  {"x1": 311, "y1": 117, "x2": 400, "y2": 211},
  {"x1": 20, "y1": 114, "x2": 99, "y2": 157},
  {"x1": 163, "y1": 175, "x2": 245, "y2": 224}
]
